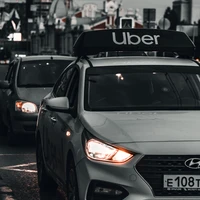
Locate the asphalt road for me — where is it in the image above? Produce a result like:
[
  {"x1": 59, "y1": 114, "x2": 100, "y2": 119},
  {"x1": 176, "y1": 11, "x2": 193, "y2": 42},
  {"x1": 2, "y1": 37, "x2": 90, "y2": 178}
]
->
[{"x1": 0, "y1": 135, "x2": 67, "y2": 200}]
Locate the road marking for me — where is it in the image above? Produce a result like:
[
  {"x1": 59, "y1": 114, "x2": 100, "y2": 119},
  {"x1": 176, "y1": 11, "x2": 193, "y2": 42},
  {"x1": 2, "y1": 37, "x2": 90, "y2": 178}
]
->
[
  {"x1": 1, "y1": 163, "x2": 36, "y2": 168},
  {"x1": 0, "y1": 162, "x2": 37, "y2": 173},
  {"x1": 0, "y1": 168, "x2": 37, "y2": 173},
  {"x1": 0, "y1": 154, "x2": 35, "y2": 156}
]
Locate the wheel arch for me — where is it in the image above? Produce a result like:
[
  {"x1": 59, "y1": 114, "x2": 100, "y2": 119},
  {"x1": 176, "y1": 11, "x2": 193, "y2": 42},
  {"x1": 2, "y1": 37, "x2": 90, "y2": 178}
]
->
[
  {"x1": 66, "y1": 149, "x2": 75, "y2": 182},
  {"x1": 35, "y1": 129, "x2": 41, "y2": 144}
]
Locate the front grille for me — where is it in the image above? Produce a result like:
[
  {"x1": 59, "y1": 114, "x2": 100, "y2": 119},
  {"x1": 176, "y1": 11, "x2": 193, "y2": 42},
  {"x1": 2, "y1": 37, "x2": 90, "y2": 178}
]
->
[{"x1": 136, "y1": 155, "x2": 200, "y2": 196}]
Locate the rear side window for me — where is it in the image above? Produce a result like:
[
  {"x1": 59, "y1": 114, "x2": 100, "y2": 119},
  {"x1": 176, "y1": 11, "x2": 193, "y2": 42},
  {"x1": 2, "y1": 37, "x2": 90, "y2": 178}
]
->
[{"x1": 17, "y1": 59, "x2": 73, "y2": 87}]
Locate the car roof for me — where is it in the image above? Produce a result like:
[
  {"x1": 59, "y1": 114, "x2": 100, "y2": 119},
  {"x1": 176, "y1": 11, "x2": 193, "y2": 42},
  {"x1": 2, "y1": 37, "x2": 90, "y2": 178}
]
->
[
  {"x1": 19, "y1": 55, "x2": 75, "y2": 62},
  {"x1": 82, "y1": 56, "x2": 199, "y2": 68}
]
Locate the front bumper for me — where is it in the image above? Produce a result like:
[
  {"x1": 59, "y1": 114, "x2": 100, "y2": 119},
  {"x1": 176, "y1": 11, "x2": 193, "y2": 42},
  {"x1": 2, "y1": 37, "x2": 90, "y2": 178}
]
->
[
  {"x1": 10, "y1": 112, "x2": 38, "y2": 135},
  {"x1": 76, "y1": 155, "x2": 200, "y2": 200}
]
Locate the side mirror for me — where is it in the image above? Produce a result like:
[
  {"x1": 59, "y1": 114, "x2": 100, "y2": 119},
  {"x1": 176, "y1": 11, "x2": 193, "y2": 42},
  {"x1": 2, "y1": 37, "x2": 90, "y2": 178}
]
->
[
  {"x1": 46, "y1": 97, "x2": 70, "y2": 112},
  {"x1": 0, "y1": 80, "x2": 10, "y2": 89}
]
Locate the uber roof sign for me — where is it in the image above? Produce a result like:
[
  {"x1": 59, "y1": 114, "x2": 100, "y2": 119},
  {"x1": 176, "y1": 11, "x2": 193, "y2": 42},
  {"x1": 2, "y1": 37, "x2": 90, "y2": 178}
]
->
[
  {"x1": 112, "y1": 32, "x2": 160, "y2": 45},
  {"x1": 73, "y1": 29, "x2": 195, "y2": 57}
]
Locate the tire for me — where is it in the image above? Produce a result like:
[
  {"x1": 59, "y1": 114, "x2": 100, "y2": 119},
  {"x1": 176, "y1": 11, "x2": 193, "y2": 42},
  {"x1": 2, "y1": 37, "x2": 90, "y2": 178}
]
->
[
  {"x1": 0, "y1": 116, "x2": 7, "y2": 136},
  {"x1": 67, "y1": 157, "x2": 79, "y2": 200},
  {"x1": 36, "y1": 138, "x2": 57, "y2": 192},
  {"x1": 7, "y1": 116, "x2": 16, "y2": 146}
]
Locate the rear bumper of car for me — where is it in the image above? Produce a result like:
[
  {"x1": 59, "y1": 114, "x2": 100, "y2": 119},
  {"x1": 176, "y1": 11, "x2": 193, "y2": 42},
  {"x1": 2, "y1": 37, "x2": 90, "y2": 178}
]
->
[
  {"x1": 10, "y1": 112, "x2": 38, "y2": 135},
  {"x1": 76, "y1": 156, "x2": 200, "y2": 200}
]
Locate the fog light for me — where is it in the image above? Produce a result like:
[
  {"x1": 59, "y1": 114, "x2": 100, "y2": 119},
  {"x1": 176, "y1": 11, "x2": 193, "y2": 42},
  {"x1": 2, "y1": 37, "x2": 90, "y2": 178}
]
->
[
  {"x1": 87, "y1": 180, "x2": 129, "y2": 200},
  {"x1": 94, "y1": 187, "x2": 122, "y2": 195}
]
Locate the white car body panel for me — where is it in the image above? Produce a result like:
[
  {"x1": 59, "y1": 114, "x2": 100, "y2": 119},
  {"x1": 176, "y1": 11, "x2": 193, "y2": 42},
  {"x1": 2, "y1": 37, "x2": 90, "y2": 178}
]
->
[{"x1": 36, "y1": 56, "x2": 200, "y2": 200}]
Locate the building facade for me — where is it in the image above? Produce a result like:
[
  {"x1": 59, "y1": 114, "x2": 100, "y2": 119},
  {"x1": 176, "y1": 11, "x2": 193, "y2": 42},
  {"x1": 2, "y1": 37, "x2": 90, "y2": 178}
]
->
[
  {"x1": 0, "y1": 0, "x2": 27, "y2": 39},
  {"x1": 173, "y1": 0, "x2": 192, "y2": 24},
  {"x1": 30, "y1": 0, "x2": 143, "y2": 55}
]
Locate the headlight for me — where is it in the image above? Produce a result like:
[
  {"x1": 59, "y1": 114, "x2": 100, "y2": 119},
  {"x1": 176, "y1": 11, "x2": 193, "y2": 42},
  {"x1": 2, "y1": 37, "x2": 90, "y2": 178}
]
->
[
  {"x1": 86, "y1": 139, "x2": 133, "y2": 163},
  {"x1": 15, "y1": 101, "x2": 38, "y2": 113}
]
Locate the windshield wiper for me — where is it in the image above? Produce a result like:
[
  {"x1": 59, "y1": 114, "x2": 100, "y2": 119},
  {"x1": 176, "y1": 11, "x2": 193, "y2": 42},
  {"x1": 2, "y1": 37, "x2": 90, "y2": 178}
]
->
[
  {"x1": 182, "y1": 74, "x2": 199, "y2": 106},
  {"x1": 164, "y1": 72, "x2": 182, "y2": 106},
  {"x1": 88, "y1": 79, "x2": 97, "y2": 83},
  {"x1": 89, "y1": 105, "x2": 200, "y2": 111},
  {"x1": 18, "y1": 83, "x2": 53, "y2": 87}
]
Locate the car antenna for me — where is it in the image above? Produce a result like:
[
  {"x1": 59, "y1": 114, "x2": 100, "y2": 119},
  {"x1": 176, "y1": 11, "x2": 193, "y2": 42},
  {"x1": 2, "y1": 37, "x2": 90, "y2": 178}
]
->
[{"x1": 51, "y1": 56, "x2": 53, "y2": 60}]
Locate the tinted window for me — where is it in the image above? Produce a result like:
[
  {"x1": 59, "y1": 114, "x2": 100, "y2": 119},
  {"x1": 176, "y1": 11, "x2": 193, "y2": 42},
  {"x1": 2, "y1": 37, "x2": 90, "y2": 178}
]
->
[
  {"x1": 85, "y1": 66, "x2": 200, "y2": 111},
  {"x1": 17, "y1": 60, "x2": 72, "y2": 87},
  {"x1": 55, "y1": 67, "x2": 74, "y2": 97},
  {"x1": 67, "y1": 69, "x2": 79, "y2": 107},
  {"x1": 5, "y1": 62, "x2": 18, "y2": 83}
]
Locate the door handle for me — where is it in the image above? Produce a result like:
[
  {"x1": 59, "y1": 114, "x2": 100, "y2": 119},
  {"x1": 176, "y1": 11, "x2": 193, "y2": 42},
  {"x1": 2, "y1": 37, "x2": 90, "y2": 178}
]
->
[{"x1": 50, "y1": 117, "x2": 57, "y2": 123}]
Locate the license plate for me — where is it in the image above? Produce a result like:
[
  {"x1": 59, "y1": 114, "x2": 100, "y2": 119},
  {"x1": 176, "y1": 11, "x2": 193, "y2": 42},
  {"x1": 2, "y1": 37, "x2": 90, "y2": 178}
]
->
[{"x1": 164, "y1": 175, "x2": 200, "y2": 190}]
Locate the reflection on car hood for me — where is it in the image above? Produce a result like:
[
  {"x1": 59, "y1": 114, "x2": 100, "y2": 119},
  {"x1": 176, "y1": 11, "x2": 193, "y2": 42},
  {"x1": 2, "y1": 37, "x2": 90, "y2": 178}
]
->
[
  {"x1": 16, "y1": 87, "x2": 52, "y2": 105},
  {"x1": 80, "y1": 111, "x2": 200, "y2": 144}
]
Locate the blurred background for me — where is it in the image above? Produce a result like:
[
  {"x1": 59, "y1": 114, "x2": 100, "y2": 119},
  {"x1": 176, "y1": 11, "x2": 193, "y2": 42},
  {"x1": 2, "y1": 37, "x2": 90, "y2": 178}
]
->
[{"x1": 0, "y1": 0, "x2": 199, "y2": 57}]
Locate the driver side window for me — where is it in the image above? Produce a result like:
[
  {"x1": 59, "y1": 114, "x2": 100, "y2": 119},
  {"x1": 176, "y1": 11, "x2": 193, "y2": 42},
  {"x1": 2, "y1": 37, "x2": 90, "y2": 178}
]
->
[
  {"x1": 5, "y1": 61, "x2": 17, "y2": 84},
  {"x1": 66, "y1": 68, "x2": 79, "y2": 108},
  {"x1": 54, "y1": 66, "x2": 75, "y2": 97}
]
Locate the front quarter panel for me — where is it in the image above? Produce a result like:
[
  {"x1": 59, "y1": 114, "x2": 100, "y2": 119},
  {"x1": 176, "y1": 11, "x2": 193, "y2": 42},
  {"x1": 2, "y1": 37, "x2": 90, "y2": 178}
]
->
[
  {"x1": 62, "y1": 115, "x2": 85, "y2": 180},
  {"x1": 36, "y1": 92, "x2": 52, "y2": 141}
]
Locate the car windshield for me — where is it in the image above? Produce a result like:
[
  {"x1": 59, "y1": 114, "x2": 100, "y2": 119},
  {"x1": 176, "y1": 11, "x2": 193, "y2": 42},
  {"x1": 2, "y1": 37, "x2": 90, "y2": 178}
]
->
[
  {"x1": 85, "y1": 65, "x2": 200, "y2": 111},
  {"x1": 17, "y1": 60, "x2": 72, "y2": 87}
]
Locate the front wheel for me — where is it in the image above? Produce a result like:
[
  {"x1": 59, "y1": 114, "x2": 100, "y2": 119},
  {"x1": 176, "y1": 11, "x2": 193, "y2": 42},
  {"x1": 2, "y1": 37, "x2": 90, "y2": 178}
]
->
[
  {"x1": 67, "y1": 158, "x2": 79, "y2": 200},
  {"x1": 7, "y1": 116, "x2": 16, "y2": 146},
  {"x1": 36, "y1": 138, "x2": 57, "y2": 192},
  {"x1": 0, "y1": 116, "x2": 7, "y2": 136}
]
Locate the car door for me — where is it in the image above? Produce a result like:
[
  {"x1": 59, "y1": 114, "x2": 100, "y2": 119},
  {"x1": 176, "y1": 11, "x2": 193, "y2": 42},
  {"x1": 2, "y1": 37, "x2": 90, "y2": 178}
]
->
[
  {"x1": 43, "y1": 66, "x2": 75, "y2": 173},
  {"x1": 40, "y1": 74, "x2": 61, "y2": 165},
  {"x1": 51, "y1": 67, "x2": 80, "y2": 180},
  {"x1": 1, "y1": 60, "x2": 17, "y2": 125}
]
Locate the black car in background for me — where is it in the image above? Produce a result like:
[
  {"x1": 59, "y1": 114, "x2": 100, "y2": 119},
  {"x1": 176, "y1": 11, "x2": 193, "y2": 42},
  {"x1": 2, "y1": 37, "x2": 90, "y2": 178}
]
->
[
  {"x1": 0, "y1": 55, "x2": 74, "y2": 144},
  {"x1": 0, "y1": 46, "x2": 11, "y2": 80}
]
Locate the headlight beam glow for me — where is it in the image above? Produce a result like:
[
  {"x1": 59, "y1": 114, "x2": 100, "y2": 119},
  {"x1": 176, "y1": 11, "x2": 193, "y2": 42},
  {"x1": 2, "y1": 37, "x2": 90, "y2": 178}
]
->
[
  {"x1": 15, "y1": 101, "x2": 38, "y2": 113},
  {"x1": 86, "y1": 139, "x2": 133, "y2": 163}
]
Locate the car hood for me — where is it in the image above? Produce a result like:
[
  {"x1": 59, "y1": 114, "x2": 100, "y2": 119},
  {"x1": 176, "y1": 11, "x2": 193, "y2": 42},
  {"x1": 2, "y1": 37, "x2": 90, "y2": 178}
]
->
[
  {"x1": 80, "y1": 111, "x2": 200, "y2": 154},
  {"x1": 80, "y1": 110, "x2": 200, "y2": 143},
  {"x1": 16, "y1": 87, "x2": 52, "y2": 105}
]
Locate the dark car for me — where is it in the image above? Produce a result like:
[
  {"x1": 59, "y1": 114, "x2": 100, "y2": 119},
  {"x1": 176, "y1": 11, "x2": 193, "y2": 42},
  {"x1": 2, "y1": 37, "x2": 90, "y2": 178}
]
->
[
  {"x1": 0, "y1": 46, "x2": 11, "y2": 80},
  {"x1": 0, "y1": 55, "x2": 74, "y2": 144}
]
